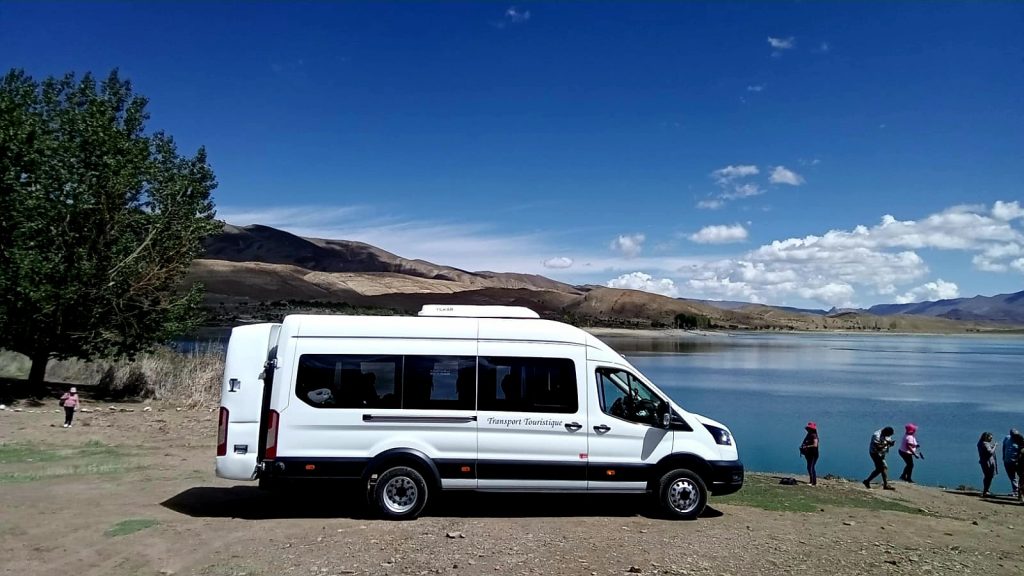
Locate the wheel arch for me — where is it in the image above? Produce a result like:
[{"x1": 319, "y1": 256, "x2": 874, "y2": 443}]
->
[
  {"x1": 650, "y1": 453, "x2": 712, "y2": 490},
  {"x1": 364, "y1": 448, "x2": 442, "y2": 490}
]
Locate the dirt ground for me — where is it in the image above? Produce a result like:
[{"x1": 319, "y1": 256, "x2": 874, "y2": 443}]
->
[{"x1": 1, "y1": 401, "x2": 1022, "y2": 576}]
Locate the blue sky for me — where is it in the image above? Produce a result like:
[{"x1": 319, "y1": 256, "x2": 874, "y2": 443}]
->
[{"x1": 3, "y1": 1, "x2": 1022, "y2": 309}]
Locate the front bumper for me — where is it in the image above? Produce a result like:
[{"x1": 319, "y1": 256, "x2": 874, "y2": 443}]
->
[{"x1": 707, "y1": 459, "x2": 744, "y2": 495}]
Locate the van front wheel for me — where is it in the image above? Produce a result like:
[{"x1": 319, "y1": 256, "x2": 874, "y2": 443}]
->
[
  {"x1": 657, "y1": 468, "x2": 707, "y2": 520},
  {"x1": 371, "y1": 466, "x2": 429, "y2": 520}
]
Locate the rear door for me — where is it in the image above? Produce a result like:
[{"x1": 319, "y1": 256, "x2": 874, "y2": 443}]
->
[{"x1": 216, "y1": 323, "x2": 280, "y2": 480}]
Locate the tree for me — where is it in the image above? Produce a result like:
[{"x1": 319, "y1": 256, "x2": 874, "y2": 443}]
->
[{"x1": 0, "y1": 69, "x2": 219, "y2": 385}]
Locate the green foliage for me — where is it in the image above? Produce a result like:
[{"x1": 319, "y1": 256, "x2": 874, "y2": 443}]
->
[
  {"x1": 105, "y1": 518, "x2": 159, "y2": 537},
  {"x1": 674, "y1": 312, "x2": 712, "y2": 329},
  {"x1": 0, "y1": 69, "x2": 219, "y2": 382}
]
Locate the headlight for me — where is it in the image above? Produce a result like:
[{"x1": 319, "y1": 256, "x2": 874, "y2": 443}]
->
[{"x1": 703, "y1": 424, "x2": 733, "y2": 446}]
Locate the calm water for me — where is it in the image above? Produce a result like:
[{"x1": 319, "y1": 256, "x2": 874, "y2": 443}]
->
[{"x1": 602, "y1": 332, "x2": 1024, "y2": 490}]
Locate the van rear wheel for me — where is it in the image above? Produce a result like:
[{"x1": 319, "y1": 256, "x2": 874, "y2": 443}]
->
[
  {"x1": 657, "y1": 468, "x2": 707, "y2": 520},
  {"x1": 371, "y1": 466, "x2": 429, "y2": 520}
]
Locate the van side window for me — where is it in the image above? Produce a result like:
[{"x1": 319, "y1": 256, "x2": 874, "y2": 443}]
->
[
  {"x1": 597, "y1": 368, "x2": 661, "y2": 426},
  {"x1": 403, "y1": 356, "x2": 476, "y2": 410},
  {"x1": 296, "y1": 355, "x2": 402, "y2": 408},
  {"x1": 478, "y1": 357, "x2": 577, "y2": 413}
]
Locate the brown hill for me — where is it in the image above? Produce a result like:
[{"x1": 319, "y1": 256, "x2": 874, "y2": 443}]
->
[{"x1": 189, "y1": 223, "x2": 1012, "y2": 332}]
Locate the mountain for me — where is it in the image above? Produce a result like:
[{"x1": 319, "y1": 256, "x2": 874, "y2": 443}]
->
[
  {"x1": 187, "y1": 224, "x2": 1020, "y2": 332},
  {"x1": 866, "y1": 291, "x2": 1024, "y2": 325}
]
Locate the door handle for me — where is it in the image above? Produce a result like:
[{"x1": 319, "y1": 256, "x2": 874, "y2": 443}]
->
[
  {"x1": 564, "y1": 422, "x2": 582, "y2": 432},
  {"x1": 593, "y1": 424, "x2": 611, "y2": 433}
]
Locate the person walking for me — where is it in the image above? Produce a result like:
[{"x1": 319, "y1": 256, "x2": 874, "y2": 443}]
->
[
  {"x1": 1012, "y1": 430, "x2": 1024, "y2": 502},
  {"x1": 1002, "y1": 428, "x2": 1020, "y2": 498},
  {"x1": 863, "y1": 426, "x2": 896, "y2": 490},
  {"x1": 799, "y1": 421, "x2": 820, "y2": 486},
  {"x1": 978, "y1": 431, "x2": 998, "y2": 497},
  {"x1": 59, "y1": 387, "x2": 80, "y2": 428},
  {"x1": 898, "y1": 423, "x2": 922, "y2": 483}
]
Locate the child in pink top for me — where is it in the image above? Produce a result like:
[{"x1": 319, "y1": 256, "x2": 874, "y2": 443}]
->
[
  {"x1": 898, "y1": 423, "x2": 921, "y2": 483},
  {"x1": 59, "y1": 387, "x2": 80, "y2": 428}
]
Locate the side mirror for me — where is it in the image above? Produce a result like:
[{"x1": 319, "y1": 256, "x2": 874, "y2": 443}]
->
[
  {"x1": 658, "y1": 401, "x2": 671, "y2": 428},
  {"x1": 662, "y1": 412, "x2": 671, "y2": 429}
]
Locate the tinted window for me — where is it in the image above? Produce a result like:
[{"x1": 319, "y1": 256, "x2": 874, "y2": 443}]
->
[
  {"x1": 296, "y1": 354, "x2": 475, "y2": 410},
  {"x1": 296, "y1": 354, "x2": 401, "y2": 408},
  {"x1": 479, "y1": 357, "x2": 577, "y2": 413},
  {"x1": 403, "y1": 356, "x2": 476, "y2": 410}
]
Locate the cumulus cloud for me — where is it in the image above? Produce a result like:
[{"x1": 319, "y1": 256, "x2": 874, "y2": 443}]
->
[
  {"x1": 747, "y1": 85, "x2": 764, "y2": 92},
  {"x1": 894, "y1": 279, "x2": 960, "y2": 304},
  {"x1": 542, "y1": 256, "x2": 573, "y2": 269},
  {"x1": 770, "y1": 166, "x2": 805, "y2": 186},
  {"x1": 610, "y1": 234, "x2": 646, "y2": 258},
  {"x1": 711, "y1": 164, "x2": 759, "y2": 185},
  {"x1": 767, "y1": 36, "x2": 795, "y2": 50},
  {"x1": 678, "y1": 201, "x2": 1024, "y2": 307},
  {"x1": 607, "y1": 272, "x2": 679, "y2": 298},
  {"x1": 993, "y1": 200, "x2": 1024, "y2": 221},
  {"x1": 689, "y1": 224, "x2": 749, "y2": 244}
]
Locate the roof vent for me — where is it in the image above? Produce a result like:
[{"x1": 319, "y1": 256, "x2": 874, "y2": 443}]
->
[{"x1": 417, "y1": 305, "x2": 540, "y2": 319}]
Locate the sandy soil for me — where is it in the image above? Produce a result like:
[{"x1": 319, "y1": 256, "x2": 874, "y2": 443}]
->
[{"x1": 1, "y1": 402, "x2": 1022, "y2": 576}]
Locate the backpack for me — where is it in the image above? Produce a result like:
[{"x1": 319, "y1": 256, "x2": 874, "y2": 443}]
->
[{"x1": 58, "y1": 395, "x2": 67, "y2": 407}]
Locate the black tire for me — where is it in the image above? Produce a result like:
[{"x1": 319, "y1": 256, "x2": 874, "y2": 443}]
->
[
  {"x1": 657, "y1": 468, "x2": 707, "y2": 520},
  {"x1": 370, "y1": 466, "x2": 429, "y2": 520}
]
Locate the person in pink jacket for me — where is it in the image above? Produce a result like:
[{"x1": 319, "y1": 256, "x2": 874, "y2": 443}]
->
[
  {"x1": 898, "y1": 423, "x2": 922, "y2": 483},
  {"x1": 59, "y1": 387, "x2": 80, "y2": 428}
]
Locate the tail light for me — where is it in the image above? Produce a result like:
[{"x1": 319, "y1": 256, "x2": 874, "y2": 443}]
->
[
  {"x1": 216, "y1": 407, "x2": 229, "y2": 457},
  {"x1": 265, "y1": 409, "x2": 280, "y2": 459}
]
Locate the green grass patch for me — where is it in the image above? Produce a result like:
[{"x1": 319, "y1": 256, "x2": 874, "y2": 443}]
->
[
  {"x1": 717, "y1": 474, "x2": 930, "y2": 516},
  {"x1": 0, "y1": 440, "x2": 134, "y2": 484},
  {"x1": 105, "y1": 518, "x2": 159, "y2": 537}
]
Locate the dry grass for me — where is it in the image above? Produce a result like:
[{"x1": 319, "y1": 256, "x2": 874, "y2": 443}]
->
[{"x1": 0, "y1": 346, "x2": 224, "y2": 408}]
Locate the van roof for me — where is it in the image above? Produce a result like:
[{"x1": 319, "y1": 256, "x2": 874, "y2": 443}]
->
[{"x1": 417, "y1": 305, "x2": 540, "y2": 319}]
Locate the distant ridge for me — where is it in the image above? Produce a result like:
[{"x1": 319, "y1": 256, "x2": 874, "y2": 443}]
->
[
  {"x1": 186, "y1": 223, "x2": 1022, "y2": 332},
  {"x1": 866, "y1": 290, "x2": 1024, "y2": 325}
]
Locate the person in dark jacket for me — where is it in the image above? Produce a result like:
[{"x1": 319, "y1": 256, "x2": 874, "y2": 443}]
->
[
  {"x1": 978, "y1": 431, "x2": 998, "y2": 498},
  {"x1": 1003, "y1": 428, "x2": 1020, "y2": 497},
  {"x1": 800, "y1": 421, "x2": 820, "y2": 486},
  {"x1": 863, "y1": 426, "x2": 896, "y2": 490}
]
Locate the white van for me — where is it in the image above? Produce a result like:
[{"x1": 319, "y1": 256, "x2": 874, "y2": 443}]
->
[{"x1": 215, "y1": 305, "x2": 742, "y2": 520}]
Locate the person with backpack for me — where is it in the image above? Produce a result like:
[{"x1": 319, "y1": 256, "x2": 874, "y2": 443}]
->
[
  {"x1": 58, "y1": 387, "x2": 80, "y2": 428},
  {"x1": 1011, "y1": 430, "x2": 1024, "y2": 502},
  {"x1": 1002, "y1": 428, "x2": 1020, "y2": 498},
  {"x1": 799, "y1": 421, "x2": 819, "y2": 486},
  {"x1": 898, "y1": 423, "x2": 922, "y2": 483},
  {"x1": 863, "y1": 426, "x2": 896, "y2": 490}
]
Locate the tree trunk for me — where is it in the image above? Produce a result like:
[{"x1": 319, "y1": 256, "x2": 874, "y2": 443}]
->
[{"x1": 28, "y1": 352, "x2": 49, "y2": 385}]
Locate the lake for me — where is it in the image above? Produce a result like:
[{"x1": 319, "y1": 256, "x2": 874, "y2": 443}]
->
[{"x1": 601, "y1": 332, "x2": 1024, "y2": 490}]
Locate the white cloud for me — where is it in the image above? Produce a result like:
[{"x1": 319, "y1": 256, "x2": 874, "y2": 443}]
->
[
  {"x1": 689, "y1": 224, "x2": 749, "y2": 244},
  {"x1": 894, "y1": 279, "x2": 960, "y2": 304},
  {"x1": 993, "y1": 200, "x2": 1024, "y2": 221},
  {"x1": 609, "y1": 234, "x2": 645, "y2": 258},
  {"x1": 721, "y1": 183, "x2": 763, "y2": 199},
  {"x1": 767, "y1": 36, "x2": 795, "y2": 50},
  {"x1": 770, "y1": 166, "x2": 805, "y2": 186},
  {"x1": 696, "y1": 199, "x2": 725, "y2": 210},
  {"x1": 747, "y1": 85, "x2": 764, "y2": 92},
  {"x1": 607, "y1": 272, "x2": 679, "y2": 298},
  {"x1": 505, "y1": 6, "x2": 531, "y2": 23},
  {"x1": 542, "y1": 257, "x2": 573, "y2": 269},
  {"x1": 678, "y1": 201, "x2": 1024, "y2": 307},
  {"x1": 711, "y1": 164, "x2": 759, "y2": 185},
  {"x1": 815, "y1": 41, "x2": 831, "y2": 53}
]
